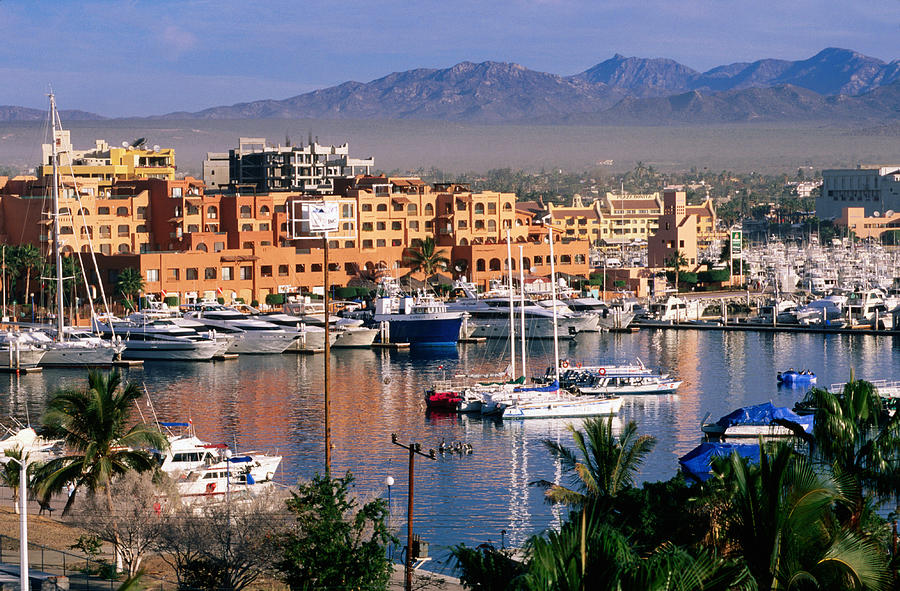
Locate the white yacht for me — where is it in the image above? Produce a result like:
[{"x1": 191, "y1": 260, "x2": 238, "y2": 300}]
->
[
  {"x1": 563, "y1": 297, "x2": 636, "y2": 330},
  {"x1": 181, "y1": 305, "x2": 299, "y2": 354},
  {"x1": 94, "y1": 319, "x2": 225, "y2": 361},
  {"x1": 0, "y1": 332, "x2": 46, "y2": 369},
  {"x1": 639, "y1": 296, "x2": 704, "y2": 324}
]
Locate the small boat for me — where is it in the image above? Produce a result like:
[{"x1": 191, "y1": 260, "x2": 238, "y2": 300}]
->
[
  {"x1": 175, "y1": 456, "x2": 277, "y2": 504},
  {"x1": 0, "y1": 425, "x2": 64, "y2": 462},
  {"x1": 570, "y1": 372, "x2": 682, "y2": 396},
  {"x1": 679, "y1": 442, "x2": 760, "y2": 482},
  {"x1": 701, "y1": 402, "x2": 813, "y2": 440},
  {"x1": 777, "y1": 370, "x2": 817, "y2": 386},
  {"x1": 501, "y1": 392, "x2": 623, "y2": 420}
]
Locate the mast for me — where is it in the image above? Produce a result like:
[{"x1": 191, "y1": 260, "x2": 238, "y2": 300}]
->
[
  {"x1": 518, "y1": 245, "x2": 526, "y2": 378},
  {"x1": 49, "y1": 94, "x2": 65, "y2": 341},
  {"x1": 548, "y1": 224, "x2": 560, "y2": 385},
  {"x1": 505, "y1": 230, "x2": 515, "y2": 380}
]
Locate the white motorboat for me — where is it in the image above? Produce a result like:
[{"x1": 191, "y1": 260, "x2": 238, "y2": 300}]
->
[
  {"x1": 445, "y1": 291, "x2": 597, "y2": 339},
  {"x1": 569, "y1": 373, "x2": 682, "y2": 396},
  {"x1": 94, "y1": 320, "x2": 225, "y2": 361},
  {"x1": 564, "y1": 297, "x2": 636, "y2": 330},
  {"x1": 501, "y1": 392, "x2": 623, "y2": 419},
  {"x1": 0, "y1": 426, "x2": 63, "y2": 461},
  {"x1": 0, "y1": 332, "x2": 46, "y2": 369},
  {"x1": 181, "y1": 305, "x2": 299, "y2": 354},
  {"x1": 15, "y1": 328, "x2": 120, "y2": 367},
  {"x1": 638, "y1": 296, "x2": 704, "y2": 325},
  {"x1": 175, "y1": 457, "x2": 278, "y2": 504}
]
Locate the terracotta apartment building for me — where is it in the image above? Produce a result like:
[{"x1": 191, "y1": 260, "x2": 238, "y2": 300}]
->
[{"x1": 0, "y1": 174, "x2": 589, "y2": 304}]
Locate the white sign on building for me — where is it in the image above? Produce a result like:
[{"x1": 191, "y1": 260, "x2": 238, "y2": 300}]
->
[{"x1": 289, "y1": 201, "x2": 340, "y2": 238}]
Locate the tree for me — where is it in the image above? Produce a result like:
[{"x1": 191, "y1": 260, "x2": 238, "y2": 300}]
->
[
  {"x1": 72, "y1": 471, "x2": 177, "y2": 577},
  {"x1": 15, "y1": 244, "x2": 43, "y2": 306},
  {"x1": 0, "y1": 449, "x2": 35, "y2": 514},
  {"x1": 665, "y1": 249, "x2": 688, "y2": 293},
  {"x1": 157, "y1": 491, "x2": 284, "y2": 591},
  {"x1": 403, "y1": 236, "x2": 449, "y2": 277},
  {"x1": 36, "y1": 370, "x2": 168, "y2": 571},
  {"x1": 278, "y1": 471, "x2": 395, "y2": 591},
  {"x1": 115, "y1": 268, "x2": 144, "y2": 308},
  {"x1": 708, "y1": 442, "x2": 892, "y2": 590}
]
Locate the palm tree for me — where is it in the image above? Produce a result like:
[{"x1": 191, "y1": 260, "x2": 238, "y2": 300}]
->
[
  {"x1": 0, "y1": 449, "x2": 33, "y2": 514},
  {"x1": 403, "y1": 237, "x2": 449, "y2": 278},
  {"x1": 533, "y1": 417, "x2": 656, "y2": 581},
  {"x1": 710, "y1": 442, "x2": 892, "y2": 590},
  {"x1": 15, "y1": 244, "x2": 43, "y2": 307},
  {"x1": 36, "y1": 370, "x2": 167, "y2": 571},
  {"x1": 115, "y1": 268, "x2": 144, "y2": 309},
  {"x1": 666, "y1": 249, "x2": 688, "y2": 294}
]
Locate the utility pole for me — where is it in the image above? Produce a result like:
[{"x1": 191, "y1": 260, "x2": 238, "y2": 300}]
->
[
  {"x1": 323, "y1": 233, "x2": 331, "y2": 474},
  {"x1": 391, "y1": 434, "x2": 436, "y2": 591}
]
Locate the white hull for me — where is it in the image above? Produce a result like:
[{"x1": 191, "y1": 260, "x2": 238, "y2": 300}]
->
[
  {"x1": 122, "y1": 340, "x2": 222, "y2": 361},
  {"x1": 502, "y1": 394, "x2": 623, "y2": 419},
  {"x1": 594, "y1": 311, "x2": 636, "y2": 330},
  {"x1": 702, "y1": 424, "x2": 799, "y2": 439},
  {"x1": 577, "y1": 380, "x2": 682, "y2": 396},
  {"x1": 333, "y1": 327, "x2": 377, "y2": 348},
  {"x1": 0, "y1": 347, "x2": 46, "y2": 368},
  {"x1": 468, "y1": 315, "x2": 597, "y2": 339},
  {"x1": 39, "y1": 343, "x2": 118, "y2": 367},
  {"x1": 284, "y1": 330, "x2": 332, "y2": 351}
]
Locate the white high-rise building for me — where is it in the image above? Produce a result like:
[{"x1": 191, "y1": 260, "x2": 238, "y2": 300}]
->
[{"x1": 817, "y1": 165, "x2": 900, "y2": 219}]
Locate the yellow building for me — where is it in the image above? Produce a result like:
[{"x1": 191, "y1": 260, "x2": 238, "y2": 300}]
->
[{"x1": 39, "y1": 129, "x2": 175, "y2": 192}]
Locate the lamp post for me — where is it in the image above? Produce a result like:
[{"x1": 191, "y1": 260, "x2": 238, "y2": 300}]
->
[
  {"x1": 7, "y1": 455, "x2": 29, "y2": 591},
  {"x1": 385, "y1": 475, "x2": 394, "y2": 561}
]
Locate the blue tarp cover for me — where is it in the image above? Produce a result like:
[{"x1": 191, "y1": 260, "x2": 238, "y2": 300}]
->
[
  {"x1": 716, "y1": 402, "x2": 813, "y2": 432},
  {"x1": 679, "y1": 442, "x2": 760, "y2": 481},
  {"x1": 160, "y1": 422, "x2": 191, "y2": 427},
  {"x1": 514, "y1": 380, "x2": 559, "y2": 393}
]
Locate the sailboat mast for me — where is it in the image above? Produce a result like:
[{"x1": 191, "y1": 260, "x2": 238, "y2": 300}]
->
[
  {"x1": 518, "y1": 245, "x2": 526, "y2": 378},
  {"x1": 506, "y1": 229, "x2": 516, "y2": 380},
  {"x1": 548, "y1": 225, "x2": 559, "y2": 384},
  {"x1": 49, "y1": 94, "x2": 65, "y2": 340}
]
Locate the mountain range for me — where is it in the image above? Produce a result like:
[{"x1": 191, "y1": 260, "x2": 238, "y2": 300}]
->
[{"x1": 2, "y1": 48, "x2": 898, "y2": 124}]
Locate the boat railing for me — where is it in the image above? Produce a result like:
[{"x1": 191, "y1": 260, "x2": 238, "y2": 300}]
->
[{"x1": 830, "y1": 380, "x2": 900, "y2": 397}]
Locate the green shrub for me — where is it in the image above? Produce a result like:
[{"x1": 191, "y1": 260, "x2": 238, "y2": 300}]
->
[
  {"x1": 265, "y1": 293, "x2": 285, "y2": 306},
  {"x1": 334, "y1": 287, "x2": 358, "y2": 300},
  {"x1": 250, "y1": 299, "x2": 259, "y2": 307},
  {"x1": 164, "y1": 296, "x2": 179, "y2": 307}
]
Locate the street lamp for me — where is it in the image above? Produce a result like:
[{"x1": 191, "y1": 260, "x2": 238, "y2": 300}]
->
[
  {"x1": 385, "y1": 476, "x2": 394, "y2": 561},
  {"x1": 6, "y1": 454, "x2": 30, "y2": 591}
]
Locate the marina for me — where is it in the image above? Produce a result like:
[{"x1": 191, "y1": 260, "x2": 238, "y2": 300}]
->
[{"x1": 1, "y1": 326, "x2": 896, "y2": 565}]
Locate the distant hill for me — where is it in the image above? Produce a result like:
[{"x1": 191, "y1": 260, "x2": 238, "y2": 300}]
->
[
  {"x1": 0, "y1": 106, "x2": 106, "y2": 122},
  {"x1": 1, "y1": 48, "x2": 898, "y2": 125}
]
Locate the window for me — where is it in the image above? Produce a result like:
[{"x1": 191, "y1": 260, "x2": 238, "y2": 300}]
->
[
  {"x1": 424, "y1": 203, "x2": 434, "y2": 215},
  {"x1": 222, "y1": 267, "x2": 233, "y2": 281},
  {"x1": 242, "y1": 224, "x2": 253, "y2": 231},
  {"x1": 391, "y1": 221, "x2": 402, "y2": 230},
  {"x1": 140, "y1": 243, "x2": 149, "y2": 253},
  {"x1": 295, "y1": 264, "x2": 305, "y2": 273},
  {"x1": 311, "y1": 263, "x2": 322, "y2": 272},
  {"x1": 214, "y1": 242, "x2": 224, "y2": 252},
  {"x1": 185, "y1": 268, "x2": 198, "y2": 280},
  {"x1": 278, "y1": 264, "x2": 289, "y2": 276},
  {"x1": 274, "y1": 204, "x2": 286, "y2": 213},
  {"x1": 60, "y1": 226, "x2": 74, "y2": 235},
  {"x1": 407, "y1": 203, "x2": 417, "y2": 215},
  {"x1": 488, "y1": 220, "x2": 496, "y2": 231},
  {"x1": 117, "y1": 207, "x2": 129, "y2": 216},
  {"x1": 80, "y1": 227, "x2": 92, "y2": 237},
  {"x1": 207, "y1": 206, "x2": 218, "y2": 219},
  {"x1": 503, "y1": 203, "x2": 512, "y2": 211},
  {"x1": 135, "y1": 224, "x2": 147, "y2": 233},
  {"x1": 146, "y1": 269, "x2": 159, "y2": 282},
  {"x1": 259, "y1": 205, "x2": 270, "y2": 216},
  {"x1": 376, "y1": 239, "x2": 386, "y2": 247},
  {"x1": 475, "y1": 220, "x2": 485, "y2": 230},
  {"x1": 78, "y1": 208, "x2": 90, "y2": 216},
  {"x1": 196, "y1": 243, "x2": 208, "y2": 252},
  {"x1": 474, "y1": 203, "x2": 484, "y2": 215},
  {"x1": 425, "y1": 221, "x2": 433, "y2": 230},
  {"x1": 239, "y1": 266, "x2": 252, "y2": 280},
  {"x1": 187, "y1": 205, "x2": 199, "y2": 215},
  {"x1": 409, "y1": 220, "x2": 419, "y2": 231},
  {"x1": 534, "y1": 255, "x2": 543, "y2": 265},
  {"x1": 342, "y1": 204, "x2": 353, "y2": 218},
  {"x1": 168, "y1": 268, "x2": 180, "y2": 280},
  {"x1": 456, "y1": 200, "x2": 467, "y2": 211},
  {"x1": 393, "y1": 202, "x2": 403, "y2": 212},
  {"x1": 392, "y1": 239, "x2": 402, "y2": 246},
  {"x1": 98, "y1": 207, "x2": 110, "y2": 215},
  {"x1": 362, "y1": 240, "x2": 373, "y2": 249},
  {"x1": 259, "y1": 223, "x2": 269, "y2": 231},
  {"x1": 362, "y1": 222, "x2": 373, "y2": 232},
  {"x1": 376, "y1": 204, "x2": 387, "y2": 212},
  {"x1": 118, "y1": 224, "x2": 129, "y2": 237},
  {"x1": 376, "y1": 222, "x2": 386, "y2": 231},
  {"x1": 204, "y1": 267, "x2": 217, "y2": 280},
  {"x1": 100, "y1": 243, "x2": 111, "y2": 255},
  {"x1": 187, "y1": 224, "x2": 199, "y2": 233},
  {"x1": 362, "y1": 204, "x2": 373, "y2": 212},
  {"x1": 99, "y1": 225, "x2": 111, "y2": 238},
  {"x1": 240, "y1": 205, "x2": 252, "y2": 218},
  {"x1": 488, "y1": 203, "x2": 497, "y2": 214},
  {"x1": 242, "y1": 242, "x2": 253, "y2": 249},
  {"x1": 171, "y1": 187, "x2": 183, "y2": 198},
  {"x1": 344, "y1": 241, "x2": 354, "y2": 248},
  {"x1": 118, "y1": 243, "x2": 130, "y2": 253},
  {"x1": 458, "y1": 220, "x2": 467, "y2": 229}
]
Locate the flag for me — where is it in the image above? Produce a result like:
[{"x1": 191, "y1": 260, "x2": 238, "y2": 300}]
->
[
  {"x1": 161, "y1": 289, "x2": 168, "y2": 298},
  {"x1": 216, "y1": 286, "x2": 223, "y2": 296}
]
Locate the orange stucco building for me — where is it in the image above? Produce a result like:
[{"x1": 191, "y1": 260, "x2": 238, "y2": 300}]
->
[{"x1": 1, "y1": 174, "x2": 589, "y2": 303}]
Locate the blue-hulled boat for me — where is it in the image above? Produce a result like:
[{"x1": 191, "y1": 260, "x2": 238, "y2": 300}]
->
[
  {"x1": 372, "y1": 292, "x2": 464, "y2": 346},
  {"x1": 777, "y1": 370, "x2": 817, "y2": 386}
]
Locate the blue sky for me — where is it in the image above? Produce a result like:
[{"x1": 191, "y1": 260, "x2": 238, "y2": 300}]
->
[{"x1": 1, "y1": 0, "x2": 898, "y2": 117}]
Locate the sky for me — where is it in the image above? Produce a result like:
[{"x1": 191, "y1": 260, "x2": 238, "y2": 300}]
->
[{"x1": 1, "y1": 0, "x2": 898, "y2": 117}]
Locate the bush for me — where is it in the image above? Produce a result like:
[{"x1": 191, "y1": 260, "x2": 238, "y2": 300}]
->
[
  {"x1": 334, "y1": 287, "x2": 358, "y2": 300},
  {"x1": 217, "y1": 297, "x2": 225, "y2": 305},
  {"x1": 679, "y1": 272, "x2": 698, "y2": 284},
  {"x1": 250, "y1": 300, "x2": 259, "y2": 307},
  {"x1": 164, "y1": 296, "x2": 179, "y2": 307},
  {"x1": 265, "y1": 293, "x2": 285, "y2": 306}
]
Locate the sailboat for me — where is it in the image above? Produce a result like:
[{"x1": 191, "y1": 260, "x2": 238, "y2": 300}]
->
[
  {"x1": 500, "y1": 226, "x2": 623, "y2": 420},
  {"x1": 35, "y1": 93, "x2": 120, "y2": 367}
]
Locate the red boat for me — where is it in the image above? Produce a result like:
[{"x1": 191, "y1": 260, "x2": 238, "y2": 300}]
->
[{"x1": 424, "y1": 389, "x2": 463, "y2": 411}]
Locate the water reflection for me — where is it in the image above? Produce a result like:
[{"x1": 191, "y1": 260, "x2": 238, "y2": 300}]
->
[{"x1": 0, "y1": 329, "x2": 897, "y2": 563}]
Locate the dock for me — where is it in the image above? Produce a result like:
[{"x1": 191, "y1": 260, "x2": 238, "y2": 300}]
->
[
  {"x1": 290, "y1": 348, "x2": 325, "y2": 354},
  {"x1": 0, "y1": 366, "x2": 42, "y2": 374},
  {"x1": 113, "y1": 359, "x2": 144, "y2": 368},
  {"x1": 213, "y1": 353, "x2": 239, "y2": 361},
  {"x1": 634, "y1": 322, "x2": 898, "y2": 337},
  {"x1": 458, "y1": 336, "x2": 487, "y2": 343},
  {"x1": 372, "y1": 342, "x2": 410, "y2": 349}
]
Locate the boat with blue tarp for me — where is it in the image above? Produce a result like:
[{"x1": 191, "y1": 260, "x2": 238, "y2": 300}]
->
[
  {"x1": 777, "y1": 369, "x2": 817, "y2": 386},
  {"x1": 701, "y1": 402, "x2": 813, "y2": 440},
  {"x1": 679, "y1": 442, "x2": 761, "y2": 482}
]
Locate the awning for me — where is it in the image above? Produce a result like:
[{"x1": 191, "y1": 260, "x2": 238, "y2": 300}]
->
[
  {"x1": 391, "y1": 196, "x2": 411, "y2": 204},
  {"x1": 220, "y1": 255, "x2": 259, "y2": 262}
]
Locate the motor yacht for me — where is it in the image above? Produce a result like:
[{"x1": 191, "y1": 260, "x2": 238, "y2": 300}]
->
[{"x1": 181, "y1": 305, "x2": 299, "y2": 354}]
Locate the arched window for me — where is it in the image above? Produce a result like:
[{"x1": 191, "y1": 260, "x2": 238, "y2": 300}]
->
[
  {"x1": 81, "y1": 245, "x2": 90, "y2": 253},
  {"x1": 240, "y1": 205, "x2": 252, "y2": 218},
  {"x1": 560, "y1": 254, "x2": 571, "y2": 264},
  {"x1": 78, "y1": 208, "x2": 89, "y2": 216},
  {"x1": 117, "y1": 207, "x2": 129, "y2": 216},
  {"x1": 488, "y1": 219, "x2": 497, "y2": 232},
  {"x1": 196, "y1": 243, "x2": 208, "y2": 252},
  {"x1": 503, "y1": 202, "x2": 512, "y2": 211},
  {"x1": 407, "y1": 203, "x2": 417, "y2": 215},
  {"x1": 207, "y1": 206, "x2": 218, "y2": 219},
  {"x1": 376, "y1": 203, "x2": 387, "y2": 212},
  {"x1": 489, "y1": 258, "x2": 501, "y2": 271},
  {"x1": 476, "y1": 259, "x2": 486, "y2": 272},
  {"x1": 118, "y1": 243, "x2": 130, "y2": 253},
  {"x1": 459, "y1": 237, "x2": 469, "y2": 246},
  {"x1": 474, "y1": 203, "x2": 484, "y2": 215},
  {"x1": 61, "y1": 245, "x2": 74, "y2": 254},
  {"x1": 474, "y1": 220, "x2": 485, "y2": 230},
  {"x1": 242, "y1": 224, "x2": 253, "y2": 231},
  {"x1": 259, "y1": 205, "x2": 270, "y2": 216},
  {"x1": 424, "y1": 203, "x2": 434, "y2": 215}
]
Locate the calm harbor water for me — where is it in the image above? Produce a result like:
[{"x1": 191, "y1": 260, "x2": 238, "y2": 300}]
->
[{"x1": 1, "y1": 329, "x2": 898, "y2": 571}]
